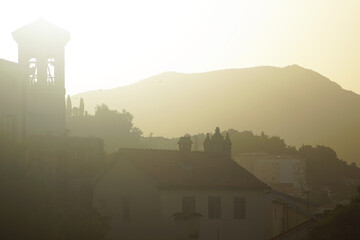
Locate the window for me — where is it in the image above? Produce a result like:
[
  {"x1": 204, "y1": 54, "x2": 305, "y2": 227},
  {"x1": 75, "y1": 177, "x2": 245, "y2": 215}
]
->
[
  {"x1": 208, "y1": 196, "x2": 221, "y2": 219},
  {"x1": 122, "y1": 198, "x2": 130, "y2": 221},
  {"x1": 28, "y1": 58, "x2": 38, "y2": 84},
  {"x1": 234, "y1": 197, "x2": 246, "y2": 219},
  {"x1": 182, "y1": 196, "x2": 195, "y2": 213},
  {"x1": 47, "y1": 58, "x2": 55, "y2": 85}
]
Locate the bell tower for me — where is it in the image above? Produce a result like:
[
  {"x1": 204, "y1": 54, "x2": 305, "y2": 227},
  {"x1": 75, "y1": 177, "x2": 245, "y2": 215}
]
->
[{"x1": 12, "y1": 19, "x2": 70, "y2": 136}]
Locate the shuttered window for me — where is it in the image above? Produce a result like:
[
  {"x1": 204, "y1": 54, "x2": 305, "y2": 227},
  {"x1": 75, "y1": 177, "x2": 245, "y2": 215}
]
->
[
  {"x1": 208, "y1": 196, "x2": 221, "y2": 219},
  {"x1": 234, "y1": 197, "x2": 246, "y2": 219}
]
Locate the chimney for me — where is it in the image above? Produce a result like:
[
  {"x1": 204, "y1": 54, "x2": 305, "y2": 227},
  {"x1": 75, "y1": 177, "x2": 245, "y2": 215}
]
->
[
  {"x1": 203, "y1": 133, "x2": 211, "y2": 152},
  {"x1": 178, "y1": 135, "x2": 193, "y2": 152}
]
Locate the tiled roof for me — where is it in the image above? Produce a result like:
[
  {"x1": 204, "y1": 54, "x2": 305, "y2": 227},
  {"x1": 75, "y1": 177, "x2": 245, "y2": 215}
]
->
[
  {"x1": 12, "y1": 19, "x2": 70, "y2": 44},
  {"x1": 266, "y1": 189, "x2": 320, "y2": 207},
  {"x1": 112, "y1": 148, "x2": 269, "y2": 190}
]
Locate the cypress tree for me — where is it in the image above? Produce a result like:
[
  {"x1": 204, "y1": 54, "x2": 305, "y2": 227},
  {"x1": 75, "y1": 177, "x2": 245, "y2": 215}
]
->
[
  {"x1": 79, "y1": 98, "x2": 85, "y2": 117},
  {"x1": 66, "y1": 95, "x2": 72, "y2": 118}
]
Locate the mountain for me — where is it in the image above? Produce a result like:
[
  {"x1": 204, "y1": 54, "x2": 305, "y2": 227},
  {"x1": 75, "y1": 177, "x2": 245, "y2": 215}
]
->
[{"x1": 73, "y1": 65, "x2": 360, "y2": 164}]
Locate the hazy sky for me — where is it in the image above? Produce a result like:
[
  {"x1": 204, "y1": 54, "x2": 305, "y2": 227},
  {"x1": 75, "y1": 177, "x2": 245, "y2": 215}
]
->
[{"x1": 1, "y1": 0, "x2": 360, "y2": 95}]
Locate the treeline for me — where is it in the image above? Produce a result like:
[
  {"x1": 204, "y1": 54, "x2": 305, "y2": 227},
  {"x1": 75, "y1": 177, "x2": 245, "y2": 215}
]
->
[
  {"x1": 66, "y1": 97, "x2": 142, "y2": 152},
  {"x1": 226, "y1": 129, "x2": 297, "y2": 154},
  {"x1": 140, "y1": 129, "x2": 297, "y2": 154},
  {"x1": 228, "y1": 130, "x2": 360, "y2": 204},
  {"x1": 299, "y1": 145, "x2": 360, "y2": 204},
  {"x1": 309, "y1": 187, "x2": 360, "y2": 240},
  {"x1": 66, "y1": 101, "x2": 360, "y2": 205}
]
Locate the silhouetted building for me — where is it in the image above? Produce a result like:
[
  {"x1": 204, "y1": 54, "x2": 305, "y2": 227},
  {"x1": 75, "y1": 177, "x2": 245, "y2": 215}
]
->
[
  {"x1": 234, "y1": 153, "x2": 306, "y2": 198},
  {"x1": 1, "y1": 21, "x2": 103, "y2": 220},
  {"x1": 93, "y1": 145, "x2": 269, "y2": 240},
  {"x1": 264, "y1": 190, "x2": 319, "y2": 240},
  {"x1": 0, "y1": 19, "x2": 70, "y2": 140},
  {"x1": 203, "y1": 127, "x2": 232, "y2": 158},
  {"x1": 0, "y1": 60, "x2": 24, "y2": 140},
  {"x1": 178, "y1": 135, "x2": 193, "y2": 152}
]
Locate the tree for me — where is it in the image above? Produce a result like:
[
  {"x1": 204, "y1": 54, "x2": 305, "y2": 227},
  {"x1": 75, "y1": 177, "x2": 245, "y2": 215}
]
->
[
  {"x1": 66, "y1": 95, "x2": 72, "y2": 118},
  {"x1": 79, "y1": 98, "x2": 85, "y2": 117},
  {"x1": 67, "y1": 104, "x2": 143, "y2": 152},
  {"x1": 224, "y1": 129, "x2": 295, "y2": 155},
  {"x1": 299, "y1": 145, "x2": 360, "y2": 204},
  {"x1": 309, "y1": 186, "x2": 360, "y2": 240}
]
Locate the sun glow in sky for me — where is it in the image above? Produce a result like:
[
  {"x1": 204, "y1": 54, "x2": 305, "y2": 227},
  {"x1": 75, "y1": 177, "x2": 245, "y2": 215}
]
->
[{"x1": 1, "y1": 0, "x2": 360, "y2": 95}]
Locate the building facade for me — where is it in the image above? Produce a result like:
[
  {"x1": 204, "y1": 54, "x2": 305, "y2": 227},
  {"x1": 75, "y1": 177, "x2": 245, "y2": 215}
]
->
[
  {"x1": 203, "y1": 127, "x2": 232, "y2": 158},
  {"x1": 0, "y1": 19, "x2": 70, "y2": 140},
  {"x1": 234, "y1": 153, "x2": 306, "y2": 198},
  {"x1": 264, "y1": 190, "x2": 319, "y2": 240},
  {"x1": 0, "y1": 60, "x2": 24, "y2": 140},
  {"x1": 93, "y1": 135, "x2": 269, "y2": 240}
]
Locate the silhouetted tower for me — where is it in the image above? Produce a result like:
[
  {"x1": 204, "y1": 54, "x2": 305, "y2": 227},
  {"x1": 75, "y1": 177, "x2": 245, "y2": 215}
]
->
[
  {"x1": 211, "y1": 127, "x2": 224, "y2": 153},
  {"x1": 223, "y1": 133, "x2": 232, "y2": 158},
  {"x1": 203, "y1": 127, "x2": 232, "y2": 158},
  {"x1": 178, "y1": 136, "x2": 193, "y2": 152},
  {"x1": 12, "y1": 19, "x2": 70, "y2": 136}
]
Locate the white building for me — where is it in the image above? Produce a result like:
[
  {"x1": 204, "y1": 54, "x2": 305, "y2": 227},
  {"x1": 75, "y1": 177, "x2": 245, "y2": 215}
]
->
[
  {"x1": 93, "y1": 136, "x2": 270, "y2": 240},
  {"x1": 234, "y1": 153, "x2": 306, "y2": 198}
]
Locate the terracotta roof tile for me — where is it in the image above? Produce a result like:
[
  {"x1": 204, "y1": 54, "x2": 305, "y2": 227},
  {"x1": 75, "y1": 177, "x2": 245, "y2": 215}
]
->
[{"x1": 115, "y1": 148, "x2": 269, "y2": 190}]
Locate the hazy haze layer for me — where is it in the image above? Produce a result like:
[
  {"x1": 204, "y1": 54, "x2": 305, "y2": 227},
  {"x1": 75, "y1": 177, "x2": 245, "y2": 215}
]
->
[{"x1": 75, "y1": 65, "x2": 360, "y2": 164}]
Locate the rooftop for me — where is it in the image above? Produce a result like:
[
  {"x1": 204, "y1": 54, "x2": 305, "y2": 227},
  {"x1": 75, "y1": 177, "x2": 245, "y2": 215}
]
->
[
  {"x1": 12, "y1": 18, "x2": 70, "y2": 45},
  {"x1": 97, "y1": 148, "x2": 270, "y2": 190}
]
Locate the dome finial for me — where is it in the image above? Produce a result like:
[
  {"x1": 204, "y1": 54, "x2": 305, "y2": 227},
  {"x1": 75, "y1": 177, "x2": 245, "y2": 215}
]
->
[{"x1": 215, "y1": 127, "x2": 220, "y2": 134}]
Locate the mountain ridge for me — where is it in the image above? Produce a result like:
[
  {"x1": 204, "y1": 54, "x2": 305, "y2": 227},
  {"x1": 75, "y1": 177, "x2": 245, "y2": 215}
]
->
[
  {"x1": 73, "y1": 65, "x2": 360, "y2": 164},
  {"x1": 75, "y1": 65, "x2": 352, "y2": 97}
]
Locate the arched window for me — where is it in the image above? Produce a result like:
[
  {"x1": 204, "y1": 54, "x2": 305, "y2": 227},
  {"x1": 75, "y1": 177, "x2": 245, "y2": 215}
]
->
[
  {"x1": 28, "y1": 58, "x2": 38, "y2": 84},
  {"x1": 47, "y1": 58, "x2": 55, "y2": 85}
]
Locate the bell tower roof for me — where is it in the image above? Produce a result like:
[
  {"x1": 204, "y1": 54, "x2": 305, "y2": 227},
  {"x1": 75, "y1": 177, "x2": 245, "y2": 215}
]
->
[{"x1": 12, "y1": 19, "x2": 70, "y2": 46}]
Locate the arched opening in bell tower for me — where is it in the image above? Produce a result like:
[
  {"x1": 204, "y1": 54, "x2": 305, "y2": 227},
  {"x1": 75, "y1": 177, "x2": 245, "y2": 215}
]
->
[
  {"x1": 47, "y1": 57, "x2": 55, "y2": 85},
  {"x1": 28, "y1": 58, "x2": 38, "y2": 84}
]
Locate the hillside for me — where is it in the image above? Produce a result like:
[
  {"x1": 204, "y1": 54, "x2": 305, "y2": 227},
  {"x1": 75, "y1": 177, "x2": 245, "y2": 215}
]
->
[{"x1": 73, "y1": 65, "x2": 360, "y2": 164}]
